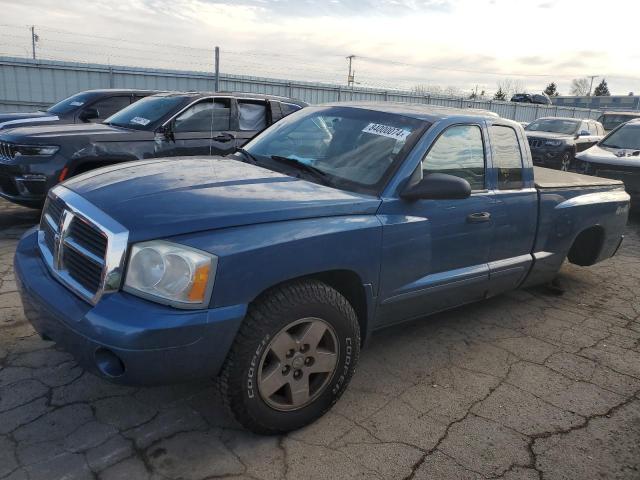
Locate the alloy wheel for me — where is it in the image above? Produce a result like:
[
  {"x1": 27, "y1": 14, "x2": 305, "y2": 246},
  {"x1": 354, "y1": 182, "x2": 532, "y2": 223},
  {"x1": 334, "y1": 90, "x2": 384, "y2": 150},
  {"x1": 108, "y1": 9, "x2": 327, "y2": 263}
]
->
[{"x1": 257, "y1": 317, "x2": 339, "y2": 411}]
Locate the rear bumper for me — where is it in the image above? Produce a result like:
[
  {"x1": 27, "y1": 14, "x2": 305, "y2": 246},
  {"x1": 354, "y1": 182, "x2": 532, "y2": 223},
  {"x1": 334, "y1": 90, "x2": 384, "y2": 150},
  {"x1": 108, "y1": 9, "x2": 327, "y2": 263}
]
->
[{"x1": 14, "y1": 229, "x2": 247, "y2": 385}]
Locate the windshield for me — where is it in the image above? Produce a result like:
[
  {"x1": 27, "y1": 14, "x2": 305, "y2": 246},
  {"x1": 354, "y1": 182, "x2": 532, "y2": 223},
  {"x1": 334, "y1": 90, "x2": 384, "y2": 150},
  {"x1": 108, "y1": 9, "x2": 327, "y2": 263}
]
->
[
  {"x1": 525, "y1": 119, "x2": 580, "y2": 135},
  {"x1": 104, "y1": 95, "x2": 187, "y2": 130},
  {"x1": 243, "y1": 106, "x2": 427, "y2": 194},
  {"x1": 600, "y1": 124, "x2": 640, "y2": 150},
  {"x1": 598, "y1": 114, "x2": 640, "y2": 131},
  {"x1": 47, "y1": 92, "x2": 95, "y2": 115}
]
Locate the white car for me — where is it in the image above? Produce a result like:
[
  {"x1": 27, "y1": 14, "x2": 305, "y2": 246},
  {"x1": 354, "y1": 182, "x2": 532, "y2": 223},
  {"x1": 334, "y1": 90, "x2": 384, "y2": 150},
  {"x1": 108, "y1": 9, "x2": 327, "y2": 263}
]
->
[{"x1": 575, "y1": 119, "x2": 640, "y2": 204}]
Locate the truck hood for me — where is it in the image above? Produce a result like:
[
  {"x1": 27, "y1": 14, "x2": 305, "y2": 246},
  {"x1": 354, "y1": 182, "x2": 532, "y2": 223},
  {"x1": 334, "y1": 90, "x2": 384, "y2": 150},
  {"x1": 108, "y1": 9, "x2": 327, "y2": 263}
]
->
[
  {"x1": 0, "y1": 123, "x2": 131, "y2": 142},
  {"x1": 0, "y1": 111, "x2": 60, "y2": 130},
  {"x1": 524, "y1": 131, "x2": 573, "y2": 140},
  {"x1": 576, "y1": 144, "x2": 640, "y2": 168},
  {"x1": 63, "y1": 157, "x2": 381, "y2": 242}
]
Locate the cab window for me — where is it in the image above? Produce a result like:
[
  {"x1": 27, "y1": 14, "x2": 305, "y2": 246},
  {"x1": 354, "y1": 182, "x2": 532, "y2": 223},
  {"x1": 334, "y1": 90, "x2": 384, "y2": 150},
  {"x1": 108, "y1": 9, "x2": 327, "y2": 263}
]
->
[
  {"x1": 238, "y1": 101, "x2": 268, "y2": 131},
  {"x1": 173, "y1": 99, "x2": 231, "y2": 132},
  {"x1": 89, "y1": 96, "x2": 131, "y2": 121},
  {"x1": 421, "y1": 124, "x2": 485, "y2": 191},
  {"x1": 489, "y1": 125, "x2": 524, "y2": 190}
]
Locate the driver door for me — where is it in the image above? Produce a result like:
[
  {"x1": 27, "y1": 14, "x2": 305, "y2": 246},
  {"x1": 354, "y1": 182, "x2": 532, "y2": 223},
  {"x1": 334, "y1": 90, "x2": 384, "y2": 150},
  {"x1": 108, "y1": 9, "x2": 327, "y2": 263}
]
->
[{"x1": 376, "y1": 123, "x2": 497, "y2": 327}]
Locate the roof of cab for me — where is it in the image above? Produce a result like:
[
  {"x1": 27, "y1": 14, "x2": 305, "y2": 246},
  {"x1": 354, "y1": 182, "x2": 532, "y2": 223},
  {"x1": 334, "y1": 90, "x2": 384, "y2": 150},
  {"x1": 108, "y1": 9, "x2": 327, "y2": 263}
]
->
[
  {"x1": 81, "y1": 89, "x2": 163, "y2": 95},
  {"x1": 535, "y1": 116, "x2": 588, "y2": 122},
  {"x1": 317, "y1": 101, "x2": 502, "y2": 123},
  {"x1": 600, "y1": 111, "x2": 640, "y2": 116},
  {"x1": 150, "y1": 91, "x2": 307, "y2": 105}
]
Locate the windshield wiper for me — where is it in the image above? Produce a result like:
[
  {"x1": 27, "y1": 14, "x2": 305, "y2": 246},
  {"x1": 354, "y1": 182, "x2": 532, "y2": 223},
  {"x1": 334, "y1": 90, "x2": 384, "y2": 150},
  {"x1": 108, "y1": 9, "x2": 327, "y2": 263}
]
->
[
  {"x1": 236, "y1": 147, "x2": 258, "y2": 164},
  {"x1": 601, "y1": 143, "x2": 622, "y2": 149},
  {"x1": 270, "y1": 155, "x2": 330, "y2": 185}
]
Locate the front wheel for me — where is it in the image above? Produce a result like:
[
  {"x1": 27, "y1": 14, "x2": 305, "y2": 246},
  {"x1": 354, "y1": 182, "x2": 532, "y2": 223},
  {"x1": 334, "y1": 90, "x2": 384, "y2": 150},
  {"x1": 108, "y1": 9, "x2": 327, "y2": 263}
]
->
[{"x1": 219, "y1": 280, "x2": 361, "y2": 434}]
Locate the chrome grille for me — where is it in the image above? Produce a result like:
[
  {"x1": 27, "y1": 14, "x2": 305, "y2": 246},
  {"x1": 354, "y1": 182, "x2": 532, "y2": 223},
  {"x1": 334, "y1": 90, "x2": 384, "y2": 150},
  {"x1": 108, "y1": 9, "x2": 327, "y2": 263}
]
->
[
  {"x1": 0, "y1": 141, "x2": 15, "y2": 163},
  {"x1": 38, "y1": 186, "x2": 129, "y2": 305},
  {"x1": 528, "y1": 138, "x2": 543, "y2": 149}
]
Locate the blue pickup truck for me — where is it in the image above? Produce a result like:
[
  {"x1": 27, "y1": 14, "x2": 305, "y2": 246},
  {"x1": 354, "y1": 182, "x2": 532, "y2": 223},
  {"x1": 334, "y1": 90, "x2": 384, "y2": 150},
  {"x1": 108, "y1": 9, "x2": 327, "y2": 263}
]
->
[{"x1": 14, "y1": 103, "x2": 630, "y2": 434}]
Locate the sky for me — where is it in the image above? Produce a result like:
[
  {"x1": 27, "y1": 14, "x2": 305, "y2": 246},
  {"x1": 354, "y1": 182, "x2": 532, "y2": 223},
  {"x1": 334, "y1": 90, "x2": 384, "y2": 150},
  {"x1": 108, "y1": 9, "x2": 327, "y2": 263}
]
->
[{"x1": 0, "y1": 0, "x2": 639, "y2": 96}]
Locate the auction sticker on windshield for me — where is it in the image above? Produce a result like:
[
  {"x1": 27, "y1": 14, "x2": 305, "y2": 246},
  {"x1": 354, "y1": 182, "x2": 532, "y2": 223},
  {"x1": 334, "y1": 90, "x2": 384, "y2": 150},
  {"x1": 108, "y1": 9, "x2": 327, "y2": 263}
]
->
[
  {"x1": 362, "y1": 123, "x2": 411, "y2": 141},
  {"x1": 130, "y1": 117, "x2": 151, "y2": 126},
  {"x1": 70, "y1": 101, "x2": 85, "y2": 106}
]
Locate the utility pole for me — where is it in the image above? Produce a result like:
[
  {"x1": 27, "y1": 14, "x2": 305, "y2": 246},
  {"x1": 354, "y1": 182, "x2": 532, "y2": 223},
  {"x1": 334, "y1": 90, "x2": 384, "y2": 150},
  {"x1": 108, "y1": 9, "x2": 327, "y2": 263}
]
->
[
  {"x1": 214, "y1": 46, "x2": 220, "y2": 92},
  {"x1": 587, "y1": 75, "x2": 598, "y2": 96},
  {"x1": 30, "y1": 25, "x2": 38, "y2": 60},
  {"x1": 346, "y1": 55, "x2": 356, "y2": 87}
]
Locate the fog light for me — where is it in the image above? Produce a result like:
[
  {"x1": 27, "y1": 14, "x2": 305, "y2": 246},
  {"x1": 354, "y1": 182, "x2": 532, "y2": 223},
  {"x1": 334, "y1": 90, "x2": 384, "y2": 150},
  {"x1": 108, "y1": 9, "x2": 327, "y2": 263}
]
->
[{"x1": 95, "y1": 347, "x2": 125, "y2": 378}]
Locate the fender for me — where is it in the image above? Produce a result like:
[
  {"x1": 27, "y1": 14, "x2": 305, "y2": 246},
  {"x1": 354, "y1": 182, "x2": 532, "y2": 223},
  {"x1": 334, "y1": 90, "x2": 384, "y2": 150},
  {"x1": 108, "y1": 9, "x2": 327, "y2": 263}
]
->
[{"x1": 171, "y1": 215, "x2": 383, "y2": 311}]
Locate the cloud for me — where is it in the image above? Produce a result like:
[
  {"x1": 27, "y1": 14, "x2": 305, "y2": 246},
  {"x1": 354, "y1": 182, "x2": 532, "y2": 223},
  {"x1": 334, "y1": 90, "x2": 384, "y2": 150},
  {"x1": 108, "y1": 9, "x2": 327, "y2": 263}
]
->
[{"x1": 198, "y1": 0, "x2": 456, "y2": 16}]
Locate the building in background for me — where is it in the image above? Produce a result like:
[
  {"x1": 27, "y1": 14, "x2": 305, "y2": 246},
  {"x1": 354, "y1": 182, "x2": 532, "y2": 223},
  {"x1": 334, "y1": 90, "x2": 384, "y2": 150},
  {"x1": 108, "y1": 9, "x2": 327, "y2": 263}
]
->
[{"x1": 553, "y1": 95, "x2": 640, "y2": 112}]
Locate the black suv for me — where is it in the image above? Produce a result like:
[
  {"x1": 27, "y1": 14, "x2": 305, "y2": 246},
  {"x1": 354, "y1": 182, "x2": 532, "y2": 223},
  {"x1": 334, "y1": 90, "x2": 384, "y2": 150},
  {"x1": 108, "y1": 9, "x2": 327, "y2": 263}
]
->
[
  {"x1": 525, "y1": 117, "x2": 605, "y2": 171},
  {"x1": 511, "y1": 93, "x2": 552, "y2": 105},
  {"x1": 0, "y1": 92, "x2": 307, "y2": 207},
  {"x1": 0, "y1": 89, "x2": 160, "y2": 131}
]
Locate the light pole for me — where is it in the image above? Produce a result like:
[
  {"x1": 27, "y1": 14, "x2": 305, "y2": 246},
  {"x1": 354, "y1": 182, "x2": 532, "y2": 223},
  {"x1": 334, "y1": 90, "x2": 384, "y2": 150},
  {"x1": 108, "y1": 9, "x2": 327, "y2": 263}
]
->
[
  {"x1": 346, "y1": 55, "x2": 356, "y2": 87},
  {"x1": 587, "y1": 75, "x2": 598, "y2": 96}
]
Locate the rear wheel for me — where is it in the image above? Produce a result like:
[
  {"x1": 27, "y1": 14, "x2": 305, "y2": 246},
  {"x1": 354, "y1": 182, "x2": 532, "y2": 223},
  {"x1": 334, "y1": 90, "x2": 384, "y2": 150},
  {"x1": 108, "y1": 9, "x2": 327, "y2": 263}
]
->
[{"x1": 219, "y1": 280, "x2": 360, "y2": 434}]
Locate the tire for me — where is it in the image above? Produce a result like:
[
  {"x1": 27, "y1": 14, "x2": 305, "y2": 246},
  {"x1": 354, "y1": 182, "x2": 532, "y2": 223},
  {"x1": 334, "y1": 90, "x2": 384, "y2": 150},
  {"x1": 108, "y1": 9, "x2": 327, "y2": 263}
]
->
[
  {"x1": 560, "y1": 151, "x2": 573, "y2": 172},
  {"x1": 219, "y1": 280, "x2": 361, "y2": 434}
]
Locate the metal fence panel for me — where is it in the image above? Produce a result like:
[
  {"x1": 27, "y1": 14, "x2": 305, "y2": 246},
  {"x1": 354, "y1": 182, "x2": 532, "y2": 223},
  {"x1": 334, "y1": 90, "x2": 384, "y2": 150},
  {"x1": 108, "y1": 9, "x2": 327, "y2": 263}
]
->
[{"x1": 0, "y1": 56, "x2": 603, "y2": 121}]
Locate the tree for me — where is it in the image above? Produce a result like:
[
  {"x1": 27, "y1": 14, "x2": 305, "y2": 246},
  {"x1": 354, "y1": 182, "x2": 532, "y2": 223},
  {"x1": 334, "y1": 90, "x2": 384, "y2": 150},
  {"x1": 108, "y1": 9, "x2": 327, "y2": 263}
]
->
[
  {"x1": 494, "y1": 87, "x2": 507, "y2": 101},
  {"x1": 544, "y1": 82, "x2": 559, "y2": 97},
  {"x1": 411, "y1": 84, "x2": 442, "y2": 96},
  {"x1": 570, "y1": 78, "x2": 591, "y2": 96},
  {"x1": 443, "y1": 85, "x2": 462, "y2": 97},
  {"x1": 593, "y1": 79, "x2": 610, "y2": 96},
  {"x1": 496, "y1": 79, "x2": 525, "y2": 100}
]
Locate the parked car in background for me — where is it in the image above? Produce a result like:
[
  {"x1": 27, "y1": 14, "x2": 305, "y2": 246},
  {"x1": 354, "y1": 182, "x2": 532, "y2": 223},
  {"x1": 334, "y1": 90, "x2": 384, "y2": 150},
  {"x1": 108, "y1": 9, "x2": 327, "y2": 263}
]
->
[
  {"x1": 15, "y1": 103, "x2": 629, "y2": 434},
  {"x1": 596, "y1": 111, "x2": 640, "y2": 132},
  {"x1": 575, "y1": 119, "x2": 640, "y2": 205},
  {"x1": 0, "y1": 92, "x2": 307, "y2": 207},
  {"x1": 0, "y1": 89, "x2": 160, "y2": 131},
  {"x1": 525, "y1": 117, "x2": 604, "y2": 171},
  {"x1": 511, "y1": 93, "x2": 552, "y2": 105}
]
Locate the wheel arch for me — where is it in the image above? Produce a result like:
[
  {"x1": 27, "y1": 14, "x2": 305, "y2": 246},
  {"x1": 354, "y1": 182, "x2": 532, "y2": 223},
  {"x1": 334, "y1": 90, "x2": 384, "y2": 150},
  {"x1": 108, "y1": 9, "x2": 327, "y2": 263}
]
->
[
  {"x1": 567, "y1": 225, "x2": 606, "y2": 266},
  {"x1": 250, "y1": 269, "x2": 371, "y2": 346}
]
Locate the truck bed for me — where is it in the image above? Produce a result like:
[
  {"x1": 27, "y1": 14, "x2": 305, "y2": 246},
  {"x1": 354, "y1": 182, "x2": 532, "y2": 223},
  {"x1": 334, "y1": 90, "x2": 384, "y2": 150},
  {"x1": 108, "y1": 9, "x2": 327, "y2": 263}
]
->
[{"x1": 534, "y1": 166, "x2": 623, "y2": 189}]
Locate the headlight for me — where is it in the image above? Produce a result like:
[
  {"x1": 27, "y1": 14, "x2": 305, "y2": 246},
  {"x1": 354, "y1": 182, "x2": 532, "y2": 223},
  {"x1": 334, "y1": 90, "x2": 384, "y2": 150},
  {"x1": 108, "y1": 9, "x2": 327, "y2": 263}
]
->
[
  {"x1": 14, "y1": 145, "x2": 59, "y2": 156},
  {"x1": 124, "y1": 241, "x2": 217, "y2": 309},
  {"x1": 544, "y1": 140, "x2": 563, "y2": 147}
]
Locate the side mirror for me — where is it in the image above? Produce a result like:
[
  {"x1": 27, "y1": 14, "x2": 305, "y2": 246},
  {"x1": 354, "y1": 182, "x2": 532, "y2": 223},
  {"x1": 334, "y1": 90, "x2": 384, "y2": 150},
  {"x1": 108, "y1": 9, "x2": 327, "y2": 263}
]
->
[
  {"x1": 401, "y1": 173, "x2": 471, "y2": 201},
  {"x1": 79, "y1": 107, "x2": 99, "y2": 122},
  {"x1": 156, "y1": 123, "x2": 175, "y2": 142}
]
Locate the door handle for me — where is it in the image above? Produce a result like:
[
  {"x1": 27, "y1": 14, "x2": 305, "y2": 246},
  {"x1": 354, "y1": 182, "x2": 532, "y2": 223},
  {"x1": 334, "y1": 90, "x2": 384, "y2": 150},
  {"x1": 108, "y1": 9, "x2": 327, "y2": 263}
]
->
[
  {"x1": 213, "y1": 134, "x2": 235, "y2": 142},
  {"x1": 467, "y1": 212, "x2": 491, "y2": 223}
]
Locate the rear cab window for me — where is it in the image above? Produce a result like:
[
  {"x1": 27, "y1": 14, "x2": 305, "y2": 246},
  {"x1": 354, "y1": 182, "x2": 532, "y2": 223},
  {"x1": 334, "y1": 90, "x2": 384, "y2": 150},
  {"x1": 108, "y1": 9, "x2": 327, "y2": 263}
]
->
[{"x1": 489, "y1": 125, "x2": 525, "y2": 190}]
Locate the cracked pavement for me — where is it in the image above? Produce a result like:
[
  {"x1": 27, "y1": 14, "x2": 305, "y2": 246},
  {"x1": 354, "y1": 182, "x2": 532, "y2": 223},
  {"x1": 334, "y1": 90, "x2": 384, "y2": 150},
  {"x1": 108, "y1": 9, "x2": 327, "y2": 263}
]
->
[{"x1": 1, "y1": 197, "x2": 639, "y2": 480}]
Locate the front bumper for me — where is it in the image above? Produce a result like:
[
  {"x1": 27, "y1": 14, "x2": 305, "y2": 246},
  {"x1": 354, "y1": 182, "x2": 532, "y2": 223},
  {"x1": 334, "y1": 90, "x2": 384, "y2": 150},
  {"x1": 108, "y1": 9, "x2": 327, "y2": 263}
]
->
[
  {"x1": 14, "y1": 229, "x2": 247, "y2": 385},
  {"x1": 0, "y1": 159, "x2": 58, "y2": 207},
  {"x1": 529, "y1": 146, "x2": 568, "y2": 168},
  {"x1": 573, "y1": 160, "x2": 640, "y2": 205}
]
